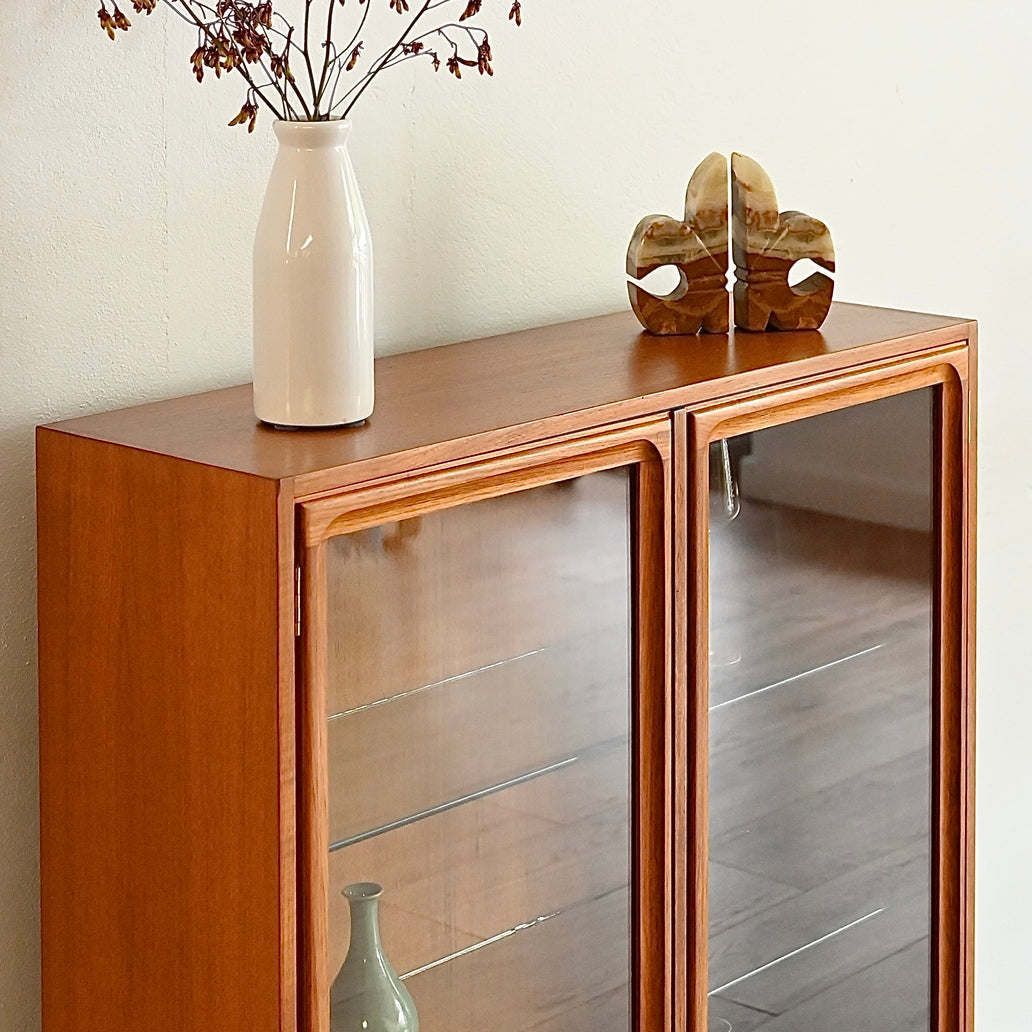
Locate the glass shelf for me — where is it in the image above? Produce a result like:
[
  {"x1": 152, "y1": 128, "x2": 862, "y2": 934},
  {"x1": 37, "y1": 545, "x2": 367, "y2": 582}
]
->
[
  {"x1": 326, "y1": 732, "x2": 631, "y2": 982},
  {"x1": 328, "y1": 739, "x2": 626, "y2": 852},
  {"x1": 327, "y1": 647, "x2": 551, "y2": 722},
  {"x1": 399, "y1": 887, "x2": 629, "y2": 1032},
  {"x1": 326, "y1": 625, "x2": 629, "y2": 846}
]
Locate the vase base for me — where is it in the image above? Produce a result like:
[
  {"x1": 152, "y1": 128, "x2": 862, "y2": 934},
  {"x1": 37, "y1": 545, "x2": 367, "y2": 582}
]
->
[{"x1": 260, "y1": 418, "x2": 368, "y2": 431}]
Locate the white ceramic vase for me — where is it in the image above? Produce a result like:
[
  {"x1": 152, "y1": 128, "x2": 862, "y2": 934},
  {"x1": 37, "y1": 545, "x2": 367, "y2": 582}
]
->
[{"x1": 253, "y1": 120, "x2": 374, "y2": 428}]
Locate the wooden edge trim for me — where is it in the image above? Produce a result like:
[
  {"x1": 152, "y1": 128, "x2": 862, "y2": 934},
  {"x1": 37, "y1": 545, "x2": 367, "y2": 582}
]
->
[
  {"x1": 278, "y1": 481, "x2": 298, "y2": 1032},
  {"x1": 295, "y1": 415, "x2": 676, "y2": 507},
  {"x1": 934, "y1": 321, "x2": 976, "y2": 1032},
  {"x1": 290, "y1": 328, "x2": 975, "y2": 502},
  {"x1": 300, "y1": 418, "x2": 671, "y2": 546},
  {"x1": 635, "y1": 451, "x2": 674, "y2": 1032},
  {"x1": 298, "y1": 542, "x2": 330, "y2": 1032},
  {"x1": 685, "y1": 414, "x2": 710, "y2": 1032},
  {"x1": 670, "y1": 409, "x2": 690, "y2": 1032},
  {"x1": 292, "y1": 417, "x2": 673, "y2": 506},
  {"x1": 962, "y1": 325, "x2": 977, "y2": 1032},
  {"x1": 691, "y1": 346, "x2": 969, "y2": 443},
  {"x1": 934, "y1": 370, "x2": 967, "y2": 1032}
]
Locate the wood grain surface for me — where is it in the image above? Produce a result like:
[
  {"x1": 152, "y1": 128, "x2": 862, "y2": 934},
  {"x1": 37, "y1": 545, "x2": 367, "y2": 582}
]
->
[
  {"x1": 671, "y1": 408, "x2": 692, "y2": 1032},
  {"x1": 300, "y1": 419, "x2": 668, "y2": 545},
  {"x1": 634, "y1": 436, "x2": 676, "y2": 1032},
  {"x1": 37, "y1": 431, "x2": 292, "y2": 1032},
  {"x1": 933, "y1": 366, "x2": 971, "y2": 1032},
  {"x1": 41, "y1": 304, "x2": 972, "y2": 498},
  {"x1": 299, "y1": 543, "x2": 330, "y2": 1032},
  {"x1": 962, "y1": 328, "x2": 977, "y2": 1032},
  {"x1": 37, "y1": 304, "x2": 975, "y2": 1032}
]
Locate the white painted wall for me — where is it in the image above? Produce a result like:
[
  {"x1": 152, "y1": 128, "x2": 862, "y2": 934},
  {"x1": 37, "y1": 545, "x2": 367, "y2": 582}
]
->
[{"x1": 1, "y1": 1, "x2": 1027, "y2": 1027}]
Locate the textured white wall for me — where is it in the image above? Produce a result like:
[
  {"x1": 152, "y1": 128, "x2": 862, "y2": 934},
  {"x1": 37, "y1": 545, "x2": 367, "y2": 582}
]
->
[{"x1": 1, "y1": 1, "x2": 1028, "y2": 1027}]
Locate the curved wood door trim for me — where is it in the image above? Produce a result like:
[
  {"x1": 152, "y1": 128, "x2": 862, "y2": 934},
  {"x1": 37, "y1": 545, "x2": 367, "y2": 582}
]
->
[
  {"x1": 689, "y1": 346, "x2": 968, "y2": 443},
  {"x1": 300, "y1": 417, "x2": 671, "y2": 546},
  {"x1": 670, "y1": 408, "x2": 691, "y2": 1032},
  {"x1": 633, "y1": 443, "x2": 676, "y2": 1032},
  {"x1": 279, "y1": 481, "x2": 299, "y2": 1032},
  {"x1": 932, "y1": 350, "x2": 976, "y2": 1032},
  {"x1": 298, "y1": 541, "x2": 330, "y2": 1032},
  {"x1": 961, "y1": 327, "x2": 977, "y2": 1032},
  {"x1": 686, "y1": 347, "x2": 974, "y2": 1032},
  {"x1": 298, "y1": 420, "x2": 675, "y2": 1032}
]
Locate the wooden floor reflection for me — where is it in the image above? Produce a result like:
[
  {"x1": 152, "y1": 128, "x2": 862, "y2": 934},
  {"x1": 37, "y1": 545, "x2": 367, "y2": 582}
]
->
[
  {"x1": 323, "y1": 472, "x2": 934, "y2": 1032},
  {"x1": 707, "y1": 500, "x2": 933, "y2": 1032},
  {"x1": 325, "y1": 473, "x2": 634, "y2": 1031}
]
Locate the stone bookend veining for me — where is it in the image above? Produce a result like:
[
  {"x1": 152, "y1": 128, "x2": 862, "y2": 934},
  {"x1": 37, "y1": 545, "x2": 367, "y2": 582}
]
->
[
  {"x1": 731, "y1": 151, "x2": 836, "y2": 332},
  {"x1": 626, "y1": 151, "x2": 730, "y2": 335}
]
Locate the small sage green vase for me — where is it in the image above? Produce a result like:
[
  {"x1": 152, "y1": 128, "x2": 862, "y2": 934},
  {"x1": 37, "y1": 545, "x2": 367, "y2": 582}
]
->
[{"x1": 331, "y1": 883, "x2": 419, "y2": 1032}]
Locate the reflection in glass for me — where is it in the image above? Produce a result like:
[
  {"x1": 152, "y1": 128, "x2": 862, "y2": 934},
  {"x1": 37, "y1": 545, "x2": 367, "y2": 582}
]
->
[
  {"x1": 709, "y1": 439, "x2": 742, "y2": 669},
  {"x1": 324, "y1": 471, "x2": 633, "y2": 1032},
  {"x1": 707, "y1": 390, "x2": 934, "y2": 1032}
]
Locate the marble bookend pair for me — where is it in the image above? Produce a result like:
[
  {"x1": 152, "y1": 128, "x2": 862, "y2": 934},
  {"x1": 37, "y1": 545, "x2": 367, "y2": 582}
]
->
[{"x1": 627, "y1": 153, "x2": 835, "y2": 335}]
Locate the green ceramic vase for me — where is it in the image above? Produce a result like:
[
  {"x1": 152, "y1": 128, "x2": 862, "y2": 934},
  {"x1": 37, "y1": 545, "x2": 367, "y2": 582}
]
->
[{"x1": 331, "y1": 883, "x2": 419, "y2": 1032}]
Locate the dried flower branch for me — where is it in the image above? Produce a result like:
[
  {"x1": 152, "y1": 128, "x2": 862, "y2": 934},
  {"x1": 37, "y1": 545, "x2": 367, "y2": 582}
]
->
[{"x1": 95, "y1": 0, "x2": 524, "y2": 132}]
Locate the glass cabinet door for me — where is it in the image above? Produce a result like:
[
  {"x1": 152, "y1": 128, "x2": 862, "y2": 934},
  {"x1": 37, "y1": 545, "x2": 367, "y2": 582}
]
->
[
  {"x1": 303, "y1": 452, "x2": 668, "y2": 1032},
  {"x1": 704, "y1": 388, "x2": 936, "y2": 1032}
]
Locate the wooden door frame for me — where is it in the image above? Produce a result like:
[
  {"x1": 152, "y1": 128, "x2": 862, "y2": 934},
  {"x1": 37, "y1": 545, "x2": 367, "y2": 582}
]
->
[
  {"x1": 682, "y1": 346, "x2": 975, "y2": 1032},
  {"x1": 296, "y1": 417, "x2": 677, "y2": 1032}
]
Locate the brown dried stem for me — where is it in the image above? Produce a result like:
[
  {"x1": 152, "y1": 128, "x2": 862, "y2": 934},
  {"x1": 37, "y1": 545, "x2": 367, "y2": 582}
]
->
[
  {"x1": 173, "y1": 0, "x2": 285, "y2": 118},
  {"x1": 337, "y1": 0, "x2": 434, "y2": 118},
  {"x1": 99, "y1": 0, "x2": 523, "y2": 129}
]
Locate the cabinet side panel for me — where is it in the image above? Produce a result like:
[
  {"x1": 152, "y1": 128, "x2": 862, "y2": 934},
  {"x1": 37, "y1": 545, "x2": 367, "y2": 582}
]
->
[{"x1": 37, "y1": 430, "x2": 286, "y2": 1032}]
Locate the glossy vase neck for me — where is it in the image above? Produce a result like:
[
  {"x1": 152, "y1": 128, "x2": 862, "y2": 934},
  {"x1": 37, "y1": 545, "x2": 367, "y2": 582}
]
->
[
  {"x1": 331, "y1": 883, "x2": 419, "y2": 1032},
  {"x1": 345, "y1": 882, "x2": 384, "y2": 953},
  {"x1": 272, "y1": 118, "x2": 353, "y2": 149}
]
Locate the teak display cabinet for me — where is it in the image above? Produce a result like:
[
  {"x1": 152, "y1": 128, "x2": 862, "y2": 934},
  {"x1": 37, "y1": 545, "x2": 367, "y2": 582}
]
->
[{"x1": 37, "y1": 303, "x2": 976, "y2": 1032}]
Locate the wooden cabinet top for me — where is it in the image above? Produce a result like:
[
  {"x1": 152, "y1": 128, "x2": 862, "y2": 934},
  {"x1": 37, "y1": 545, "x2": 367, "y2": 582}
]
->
[{"x1": 41, "y1": 303, "x2": 974, "y2": 493}]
